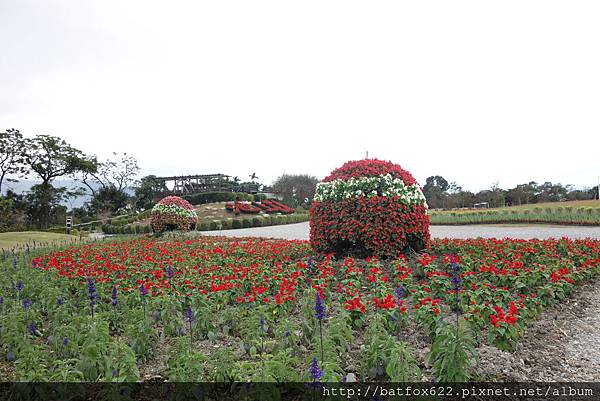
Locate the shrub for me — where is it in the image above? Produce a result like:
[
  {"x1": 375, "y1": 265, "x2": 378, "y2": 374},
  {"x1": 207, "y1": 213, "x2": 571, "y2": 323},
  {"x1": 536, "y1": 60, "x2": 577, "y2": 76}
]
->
[
  {"x1": 310, "y1": 159, "x2": 430, "y2": 259},
  {"x1": 150, "y1": 196, "x2": 197, "y2": 232},
  {"x1": 198, "y1": 222, "x2": 210, "y2": 231},
  {"x1": 252, "y1": 217, "x2": 263, "y2": 227},
  {"x1": 232, "y1": 219, "x2": 242, "y2": 229},
  {"x1": 242, "y1": 218, "x2": 252, "y2": 228},
  {"x1": 221, "y1": 219, "x2": 232, "y2": 229}
]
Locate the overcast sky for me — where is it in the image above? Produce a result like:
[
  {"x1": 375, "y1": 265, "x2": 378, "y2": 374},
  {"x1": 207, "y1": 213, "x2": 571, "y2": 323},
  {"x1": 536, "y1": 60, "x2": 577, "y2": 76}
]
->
[{"x1": 1, "y1": 1, "x2": 599, "y2": 191}]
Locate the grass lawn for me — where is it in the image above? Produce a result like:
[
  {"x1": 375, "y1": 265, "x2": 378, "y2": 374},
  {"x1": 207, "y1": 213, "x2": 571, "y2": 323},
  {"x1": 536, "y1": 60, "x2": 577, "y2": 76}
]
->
[
  {"x1": 431, "y1": 200, "x2": 600, "y2": 215},
  {"x1": 429, "y1": 200, "x2": 600, "y2": 226},
  {"x1": 0, "y1": 231, "x2": 75, "y2": 250}
]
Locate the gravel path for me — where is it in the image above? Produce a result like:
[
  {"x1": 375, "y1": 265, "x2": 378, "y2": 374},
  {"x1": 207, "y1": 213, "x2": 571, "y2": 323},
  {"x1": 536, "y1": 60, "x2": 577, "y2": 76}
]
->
[
  {"x1": 476, "y1": 275, "x2": 600, "y2": 381},
  {"x1": 201, "y1": 222, "x2": 600, "y2": 240}
]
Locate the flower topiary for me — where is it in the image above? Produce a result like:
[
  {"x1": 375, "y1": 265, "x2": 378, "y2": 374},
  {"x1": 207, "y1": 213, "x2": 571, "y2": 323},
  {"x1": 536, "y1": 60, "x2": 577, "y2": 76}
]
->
[
  {"x1": 310, "y1": 159, "x2": 430, "y2": 258},
  {"x1": 150, "y1": 196, "x2": 198, "y2": 232}
]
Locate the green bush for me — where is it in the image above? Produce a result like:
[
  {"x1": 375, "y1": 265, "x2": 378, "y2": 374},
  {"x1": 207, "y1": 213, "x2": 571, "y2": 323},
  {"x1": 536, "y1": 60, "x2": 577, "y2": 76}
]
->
[
  {"x1": 221, "y1": 219, "x2": 232, "y2": 229},
  {"x1": 232, "y1": 219, "x2": 242, "y2": 229},
  {"x1": 252, "y1": 217, "x2": 263, "y2": 227},
  {"x1": 198, "y1": 222, "x2": 210, "y2": 231},
  {"x1": 209, "y1": 221, "x2": 223, "y2": 230},
  {"x1": 242, "y1": 218, "x2": 252, "y2": 228}
]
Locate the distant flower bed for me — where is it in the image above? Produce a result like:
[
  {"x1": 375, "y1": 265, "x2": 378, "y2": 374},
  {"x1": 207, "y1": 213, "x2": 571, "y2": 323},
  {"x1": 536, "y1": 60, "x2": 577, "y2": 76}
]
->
[{"x1": 225, "y1": 199, "x2": 295, "y2": 215}]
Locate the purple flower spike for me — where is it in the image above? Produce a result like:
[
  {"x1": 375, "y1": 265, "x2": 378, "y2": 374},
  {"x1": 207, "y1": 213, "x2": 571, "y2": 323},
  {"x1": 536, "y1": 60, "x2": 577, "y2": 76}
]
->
[
  {"x1": 27, "y1": 321, "x2": 37, "y2": 336},
  {"x1": 309, "y1": 357, "x2": 323, "y2": 380},
  {"x1": 314, "y1": 292, "x2": 325, "y2": 321},
  {"x1": 185, "y1": 306, "x2": 194, "y2": 323},
  {"x1": 111, "y1": 285, "x2": 118, "y2": 307}
]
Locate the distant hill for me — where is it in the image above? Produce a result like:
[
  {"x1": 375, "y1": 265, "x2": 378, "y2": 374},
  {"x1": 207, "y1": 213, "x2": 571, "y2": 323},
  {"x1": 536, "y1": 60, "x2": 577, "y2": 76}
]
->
[{"x1": 2, "y1": 180, "x2": 134, "y2": 209}]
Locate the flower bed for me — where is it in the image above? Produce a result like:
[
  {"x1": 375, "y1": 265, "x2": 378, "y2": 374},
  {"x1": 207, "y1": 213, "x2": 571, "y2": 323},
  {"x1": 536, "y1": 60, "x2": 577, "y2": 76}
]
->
[
  {"x1": 225, "y1": 202, "x2": 261, "y2": 214},
  {"x1": 310, "y1": 159, "x2": 430, "y2": 258},
  {"x1": 2, "y1": 236, "x2": 596, "y2": 384},
  {"x1": 225, "y1": 199, "x2": 295, "y2": 214}
]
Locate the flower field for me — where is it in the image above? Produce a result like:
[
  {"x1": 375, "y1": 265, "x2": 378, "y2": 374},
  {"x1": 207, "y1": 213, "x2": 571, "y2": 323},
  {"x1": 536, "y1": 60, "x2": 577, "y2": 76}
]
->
[{"x1": 1, "y1": 235, "x2": 599, "y2": 383}]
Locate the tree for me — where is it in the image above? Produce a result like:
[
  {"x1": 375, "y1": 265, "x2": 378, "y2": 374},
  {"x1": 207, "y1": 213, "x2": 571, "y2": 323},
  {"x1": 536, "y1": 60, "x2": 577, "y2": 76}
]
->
[
  {"x1": 0, "y1": 129, "x2": 27, "y2": 194},
  {"x1": 272, "y1": 174, "x2": 319, "y2": 207},
  {"x1": 423, "y1": 175, "x2": 449, "y2": 209},
  {"x1": 22, "y1": 135, "x2": 93, "y2": 228},
  {"x1": 134, "y1": 175, "x2": 168, "y2": 210},
  {"x1": 89, "y1": 186, "x2": 130, "y2": 215},
  {"x1": 79, "y1": 152, "x2": 139, "y2": 195}
]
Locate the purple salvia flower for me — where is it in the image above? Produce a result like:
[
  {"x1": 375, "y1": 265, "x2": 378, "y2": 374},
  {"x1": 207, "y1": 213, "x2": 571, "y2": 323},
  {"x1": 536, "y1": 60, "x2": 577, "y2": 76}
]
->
[
  {"x1": 309, "y1": 357, "x2": 323, "y2": 380},
  {"x1": 12, "y1": 259, "x2": 17, "y2": 269},
  {"x1": 112, "y1": 369, "x2": 119, "y2": 378},
  {"x1": 27, "y1": 321, "x2": 37, "y2": 336},
  {"x1": 87, "y1": 279, "x2": 97, "y2": 304},
  {"x1": 22, "y1": 299, "x2": 31, "y2": 309},
  {"x1": 111, "y1": 285, "x2": 118, "y2": 307},
  {"x1": 63, "y1": 338, "x2": 69, "y2": 347},
  {"x1": 450, "y1": 262, "x2": 461, "y2": 291},
  {"x1": 87, "y1": 279, "x2": 97, "y2": 318},
  {"x1": 166, "y1": 266, "x2": 174, "y2": 280},
  {"x1": 260, "y1": 316, "x2": 265, "y2": 333},
  {"x1": 139, "y1": 284, "x2": 148, "y2": 297},
  {"x1": 15, "y1": 281, "x2": 24, "y2": 292},
  {"x1": 451, "y1": 275, "x2": 462, "y2": 291},
  {"x1": 56, "y1": 298, "x2": 64, "y2": 306},
  {"x1": 394, "y1": 286, "x2": 405, "y2": 304},
  {"x1": 284, "y1": 330, "x2": 290, "y2": 338},
  {"x1": 0, "y1": 297, "x2": 3, "y2": 306},
  {"x1": 314, "y1": 292, "x2": 325, "y2": 321},
  {"x1": 185, "y1": 306, "x2": 194, "y2": 323}
]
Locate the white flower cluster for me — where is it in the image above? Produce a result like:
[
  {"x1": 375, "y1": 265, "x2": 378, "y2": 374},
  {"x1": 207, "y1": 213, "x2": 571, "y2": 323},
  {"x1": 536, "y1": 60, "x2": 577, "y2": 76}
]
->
[
  {"x1": 314, "y1": 174, "x2": 428, "y2": 208},
  {"x1": 151, "y1": 204, "x2": 198, "y2": 218}
]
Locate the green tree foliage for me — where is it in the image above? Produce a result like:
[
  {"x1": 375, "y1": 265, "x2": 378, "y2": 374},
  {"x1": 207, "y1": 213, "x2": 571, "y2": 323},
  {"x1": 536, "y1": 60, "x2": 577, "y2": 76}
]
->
[
  {"x1": 0, "y1": 129, "x2": 27, "y2": 194},
  {"x1": 272, "y1": 174, "x2": 318, "y2": 207},
  {"x1": 134, "y1": 175, "x2": 167, "y2": 211},
  {"x1": 22, "y1": 135, "x2": 94, "y2": 228},
  {"x1": 424, "y1": 176, "x2": 596, "y2": 209}
]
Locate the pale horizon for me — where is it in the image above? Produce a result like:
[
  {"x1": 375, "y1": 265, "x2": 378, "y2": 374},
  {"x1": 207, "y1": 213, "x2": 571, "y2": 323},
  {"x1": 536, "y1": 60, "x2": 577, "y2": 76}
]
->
[{"x1": 2, "y1": 1, "x2": 599, "y2": 192}]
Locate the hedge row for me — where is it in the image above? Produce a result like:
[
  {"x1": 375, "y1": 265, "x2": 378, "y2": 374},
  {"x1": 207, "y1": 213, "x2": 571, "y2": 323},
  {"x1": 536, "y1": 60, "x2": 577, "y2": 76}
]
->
[
  {"x1": 101, "y1": 212, "x2": 309, "y2": 234},
  {"x1": 101, "y1": 224, "x2": 153, "y2": 235},
  {"x1": 429, "y1": 211, "x2": 600, "y2": 226},
  {"x1": 181, "y1": 192, "x2": 266, "y2": 205}
]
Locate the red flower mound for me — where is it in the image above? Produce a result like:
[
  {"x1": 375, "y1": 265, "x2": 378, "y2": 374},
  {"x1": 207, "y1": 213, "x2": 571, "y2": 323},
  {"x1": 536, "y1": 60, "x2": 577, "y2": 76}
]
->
[
  {"x1": 323, "y1": 159, "x2": 418, "y2": 185},
  {"x1": 310, "y1": 159, "x2": 430, "y2": 259},
  {"x1": 150, "y1": 196, "x2": 197, "y2": 232}
]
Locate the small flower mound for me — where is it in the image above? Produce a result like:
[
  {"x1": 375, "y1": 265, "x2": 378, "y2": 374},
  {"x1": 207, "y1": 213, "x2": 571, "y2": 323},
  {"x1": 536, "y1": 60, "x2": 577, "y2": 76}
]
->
[
  {"x1": 310, "y1": 159, "x2": 430, "y2": 259},
  {"x1": 150, "y1": 196, "x2": 197, "y2": 232}
]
